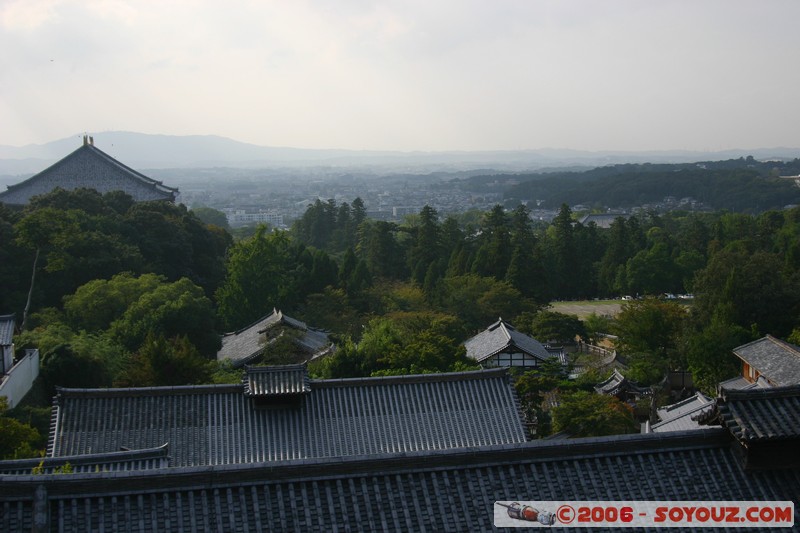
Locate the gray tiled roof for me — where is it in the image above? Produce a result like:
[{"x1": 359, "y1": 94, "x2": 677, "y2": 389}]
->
[
  {"x1": 243, "y1": 365, "x2": 310, "y2": 396},
  {"x1": 0, "y1": 144, "x2": 177, "y2": 205},
  {"x1": 594, "y1": 369, "x2": 649, "y2": 396},
  {"x1": 703, "y1": 385, "x2": 800, "y2": 443},
  {"x1": 3, "y1": 430, "x2": 798, "y2": 532},
  {"x1": 0, "y1": 314, "x2": 14, "y2": 347},
  {"x1": 651, "y1": 392, "x2": 716, "y2": 433},
  {"x1": 218, "y1": 309, "x2": 332, "y2": 366},
  {"x1": 464, "y1": 319, "x2": 552, "y2": 363},
  {"x1": 48, "y1": 368, "x2": 526, "y2": 467},
  {"x1": 733, "y1": 335, "x2": 800, "y2": 386},
  {"x1": 718, "y1": 375, "x2": 770, "y2": 391}
]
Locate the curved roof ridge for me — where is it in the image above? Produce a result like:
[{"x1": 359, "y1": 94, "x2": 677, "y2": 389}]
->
[
  {"x1": 764, "y1": 334, "x2": 800, "y2": 356},
  {"x1": 311, "y1": 367, "x2": 508, "y2": 387},
  {"x1": 16, "y1": 428, "x2": 731, "y2": 483},
  {"x1": 86, "y1": 145, "x2": 178, "y2": 193},
  {"x1": 55, "y1": 383, "x2": 243, "y2": 398}
]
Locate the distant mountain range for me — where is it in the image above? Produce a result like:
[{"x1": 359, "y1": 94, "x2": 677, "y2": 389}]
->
[{"x1": 1, "y1": 131, "x2": 799, "y2": 177}]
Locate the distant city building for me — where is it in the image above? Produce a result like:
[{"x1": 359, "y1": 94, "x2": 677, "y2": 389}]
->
[
  {"x1": 223, "y1": 208, "x2": 284, "y2": 227},
  {"x1": 579, "y1": 213, "x2": 628, "y2": 229},
  {"x1": 0, "y1": 136, "x2": 178, "y2": 205}
]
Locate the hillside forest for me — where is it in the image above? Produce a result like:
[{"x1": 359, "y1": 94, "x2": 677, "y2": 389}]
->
[{"x1": 2, "y1": 175, "x2": 800, "y2": 455}]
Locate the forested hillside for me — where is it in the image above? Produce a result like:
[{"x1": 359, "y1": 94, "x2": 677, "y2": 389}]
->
[{"x1": 456, "y1": 157, "x2": 800, "y2": 211}]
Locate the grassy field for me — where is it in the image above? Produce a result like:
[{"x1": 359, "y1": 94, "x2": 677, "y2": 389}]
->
[{"x1": 549, "y1": 299, "x2": 623, "y2": 319}]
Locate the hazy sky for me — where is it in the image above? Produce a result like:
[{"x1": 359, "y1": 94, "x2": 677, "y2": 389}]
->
[{"x1": 2, "y1": 0, "x2": 799, "y2": 152}]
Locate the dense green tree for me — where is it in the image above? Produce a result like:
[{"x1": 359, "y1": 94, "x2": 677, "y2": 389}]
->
[
  {"x1": 624, "y1": 352, "x2": 669, "y2": 386},
  {"x1": 439, "y1": 274, "x2": 536, "y2": 332},
  {"x1": 11, "y1": 189, "x2": 230, "y2": 316},
  {"x1": 110, "y1": 277, "x2": 219, "y2": 358},
  {"x1": 525, "y1": 310, "x2": 587, "y2": 344},
  {"x1": 613, "y1": 298, "x2": 686, "y2": 361},
  {"x1": 191, "y1": 206, "x2": 230, "y2": 230},
  {"x1": 116, "y1": 333, "x2": 214, "y2": 387},
  {"x1": 63, "y1": 273, "x2": 164, "y2": 332},
  {"x1": 27, "y1": 187, "x2": 115, "y2": 216},
  {"x1": 216, "y1": 227, "x2": 296, "y2": 330},
  {"x1": 15, "y1": 207, "x2": 144, "y2": 308},
  {"x1": 514, "y1": 359, "x2": 576, "y2": 437},
  {"x1": 503, "y1": 205, "x2": 548, "y2": 301},
  {"x1": 357, "y1": 220, "x2": 406, "y2": 279},
  {"x1": 471, "y1": 205, "x2": 512, "y2": 279},
  {"x1": 307, "y1": 249, "x2": 339, "y2": 294},
  {"x1": 0, "y1": 398, "x2": 41, "y2": 459},
  {"x1": 297, "y1": 287, "x2": 362, "y2": 338},
  {"x1": 407, "y1": 205, "x2": 441, "y2": 284},
  {"x1": 0, "y1": 205, "x2": 29, "y2": 314},
  {"x1": 583, "y1": 312, "x2": 614, "y2": 345},
  {"x1": 692, "y1": 248, "x2": 800, "y2": 336},
  {"x1": 124, "y1": 201, "x2": 230, "y2": 292},
  {"x1": 440, "y1": 216, "x2": 464, "y2": 259},
  {"x1": 625, "y1": 242, "x2": 680, "y2": 295},
  {"x1": 684, "y1": 318, "x2": 752, "y2": 394},
  {"x1": 545, "y1": 204, "x2": 578, "y2": 298},
  {"x1": 332, "y1": 202, "x2": 353, "y2": 250},
  {"x1": 291, "y1": 198, "x2": 363, "y2": 251},
  {"x1": 313, "y1": 311, "x2": 471, "y2": 378},
  {"x1": 597, "y1": 217, "x2": 635, "y2": 295},
  {"x1": 552, "y1": 391, "x2": 638, "y2": 437},
  {"x1": 40, "y1": 343, "x2": 111, "y2": 393}
]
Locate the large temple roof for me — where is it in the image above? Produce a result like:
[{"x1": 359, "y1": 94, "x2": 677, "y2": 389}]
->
[
  {"x1": 4, "y1": 373, "x2": 800, "y2": 531},
  {"x1": 47, "y1": 366, "x2": 527, "y2": 467},
  {"x1": 3, "y1": 429, "x2": 798, "y2": 532},
  {"x1": 0, "y1": 138, "x2": 178, "y2": 205}
]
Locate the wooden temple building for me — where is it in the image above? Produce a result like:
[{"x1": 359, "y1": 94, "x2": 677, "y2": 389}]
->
[{"x1": 463, "y1": 318, "x2": 561, "y2": 368}]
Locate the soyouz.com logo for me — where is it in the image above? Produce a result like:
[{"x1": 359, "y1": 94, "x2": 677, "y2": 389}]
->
[{"x1": 494, "y1": 501, "x2": 794, "y2": 528}]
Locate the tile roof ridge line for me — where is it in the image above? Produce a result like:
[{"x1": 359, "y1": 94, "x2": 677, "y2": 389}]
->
[
  {"x1": 86, "y1": 144, "x2": 179, "y2": 193},
  {"x1": 11, "y1": 430, "x2": 731, "y2": 488},
  {"x1": 227, "y1": 310, "x2": 278, "y2": 336},
  {"x1": 310, "y1": 367, "x2": 508, "y2": 386},
  {"x1": 734, "y1": 335, "x2": 778, "y2": 353},
  {"x1": 655, "y1": 401, "x2": 716, "y2": 424},
  {"x1": 0, "y1": 443, "x2": 170, "y2": 469},
  {"x1": 1, "y1": 144, "x2": 85, "y2": 191},
  {"x1": 55, "y1": 383, "x2": 244, "y2": 396},
  {"x1": 499, "y1": 319, "x2": 513, "y2": 343},
  {"x1": 245, "y1": 363, "x2": 307, "y2": 372},
  {"x1": 660, "y1": 392, "x2": 712, "y2": 411},
  {"x1": 765, "y1": 334, "x2": 800, "y2": 357},
  {"x1": 720, "y1": 383, "x2": 800, "y2": 400}
]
